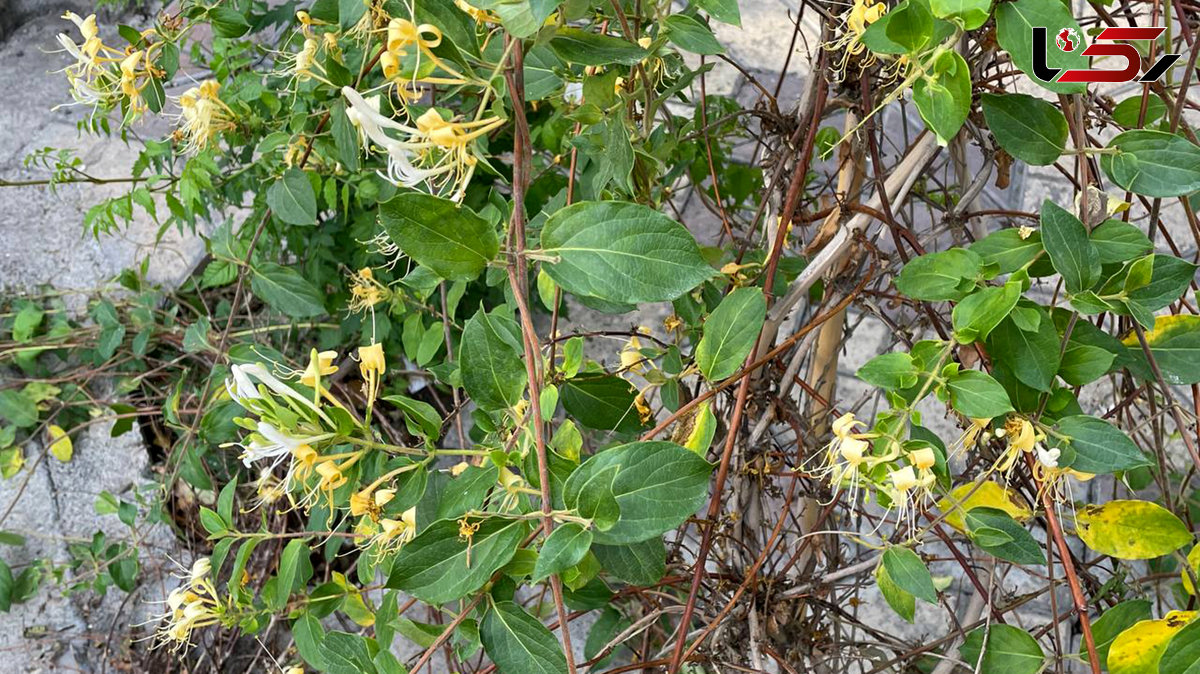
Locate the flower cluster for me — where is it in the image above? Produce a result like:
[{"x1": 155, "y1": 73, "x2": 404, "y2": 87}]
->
[
  {"x1": 56, "y1": 12, "x2": 164, "y2": 117},
  {"x1": 156, "y1": 558, "x2": 225, "y2": 649}
]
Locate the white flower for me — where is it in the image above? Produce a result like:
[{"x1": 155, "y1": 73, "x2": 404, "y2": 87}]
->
[
  {"x1": 226, "y1": 363, "x2": 320, "y2": 413},
  {"x1": 563, "y1": 81, "x2": 584, "y2": 105},
  {"x1": 240, "y1": 422, "x2": 315, "y2": 468},
  {"x1": 1035, "y1": 444, "x2": 1061, "y2": 469}
]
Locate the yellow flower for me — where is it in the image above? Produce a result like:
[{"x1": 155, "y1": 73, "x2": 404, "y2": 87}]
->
[
  {"x1": 315, "y1": 461, "x2": 347, "y2": 492},
  {"x1": 291, "y1": 443, "x2": 319, "y2": 483},
  {"x1": 908, "y1": 447, "x2": 936, "y2": 471},
  {"x1": 358, "y1": 342, "x2": 386, "y2": 407},
  {"x1": 175, "y1": 80, "x2": 235, "y2": 154},
  {"x1": 301, "y1": 350, "x2": 339, "y2": 388},
  {"x1": 957, "y1": 417, "x2": 991, "y2": 452},
  {"x1": 824, "y1": 0, "x2": 888, "y2": 81},
  {"x1": 157, "y1": 557, "x2": 223, "y2": 650},
  {"x1": 455, "y1": 0, "x2": 500, "y2": 23},
  {"x1": 620, "y1": 334, "x2": 647, "y2": 373},
  {"x1": 813, "y1": 413, "x2": 878, "y2": 503},
  {"x1": 341, "y1": 86, "x2": 502, "y2": 201},
  {"x1": 634, "y1": 392, "x2": 653, "y2": 425},
  {"x1": 372, "y1": 507, "x2": 417, "y2": 552},
  {"x1": 995, "y1": 416, "x2": 1041, "y2": 474},
  {"x1": 348, "y1": 267, "x2": 390, "y2": 314}
]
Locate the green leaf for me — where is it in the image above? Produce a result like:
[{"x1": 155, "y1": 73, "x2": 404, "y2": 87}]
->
[
  {"x1": 564, "y1": 442, "x2": 712, "y2": 545},
  {"x1": 267, "y1": 168, "x2": 317, "y2": 226},
  {"x1": 1112, "y1": 95, "x2": 1168, "y2": 128},
  {"x1": 894, "y1": 248, "x2": 982, "y2": 301},
  {"x1": 875, "y1": 562, "x2": 915, "y2": 622},
  {"x1": 481, "y1": 601, "x2": 568, "y2": 674},
  {"x1": 592, "y1": 537, "x2": 666, "y2": 586},
  {"x1": 695, "y1": 0, "x2": 741, "y2": 26},
  {"x1": 966, "y1": 507, "x2": 1045, "y2": 565},
  {"x1": 470, "y1": 0, "x2": 561, "y2": 39},
  {"x1": 523, "y1": 46, "x2": 564, "y2": 101},
  {"x1": 981, "y1": 93, "x2": 1067, "y2": 165},
  {"x1": 532, "y1": 523, "x2": 593, "y2": 582},
  {"x1": 986, "y1": 314, "x2": 1060, "y2": 392},
  {"x1": 1041, "y1": 200, "x2": 1100, "y2": 294},
  {"x1": 1054, "y1": 415, "x2": 1149, "y2": 475},
  {"x1": 251, "y1": 263, "x2": 326, "y2": 318},
  {"x1": 0, "y1": 559, "x2": 13, "y2": 612},
  {"x1": 1076, "y1": 500, "x2": 1191, "y2": 560},
  {"x1": 562, "y1": 374, "x2": 645, "y2": 433},
  {"x1": 1128, "y1": 314, "x2": 1200, "y2": 384},
  {"x1": 695, "y1": 287, "x2": 765, "y2": 381},
  {"x1": 209, "y1": 7, "x2": 251, "y2": 38},
  {"x1": 881, "y1": 547, "x2": 937, "y2": 604},
  {"x1": 387, "y1": 518, "x2": 527, "y2": 604},
  {"x1": 1091, "y1": 219, "x2": 1153, "y2": 264},
  {"x1": 857, "y1": 352, "x2": 919, "y2": 390},
  {"x1": 276, "y1": 539, "x2": 306, "y2": 608},
  {"x1": 929, "y1": 0, "x2": 991, "y2": 29},
  {"x1": 437, "y1": 465, "x2": 498, "y2": 521},
  {"x1": 549, "y1": 27, "x2": 648, "y2": 66},
  {"x1": 1058, "y1": 344, "x2": 1116, "y2": 386},
  {"x1": 379, "y1": 193, "x2": 498, "y2": 281},
  {"x1": 1102, "y1": 130, "x2": 1200, "y2": 198},
  {"x1": 0, "y1": 390, "x2": 36, "y2": 429},
  {"x1": 994, "y1": 0, "x2": 1086, "y2": 94},
  {"x1": 886, "y1": 0, "x2": 933, "y2": 53},
  {"x1": 381, "y1": 394, "x2": 442, "y2": 440},
  {"x1": 913, "y1": 51, "x2": 971, "y2": 145},
  {"x1": 952, "y1": 281, "x2": 1020, "y2": 344},
  {"x1": 971, "y1": 228, "x2": 1043, "y2": 274},
  {"x1": 540, "y1": 201, "x2": 712, "y2": 304},
  {"x1": 959, "y1": 624, "x2": 1046, "y2": 674},
  {"x1": 946, "y1": 370, "x2": 1013, "y2": 418},
  {"x1": 1128, "y1": 255, "x2": 1197, "y2": 311},
  {"x1": 1086, "y1": 600, "x2": 1152, "y2": 665},
  {"x1": 1160, "y1": 619, "x2": 1200, "y2": 674},
  {"x1": 460, "y1": 306, "x2": 527, "y2": 412},
  {"x1": 664, "y1": 14, "x2": 724, "y2": 54}
]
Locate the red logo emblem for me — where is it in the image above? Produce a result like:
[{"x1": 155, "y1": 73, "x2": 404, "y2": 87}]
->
[{"x1": 1056, "y1": 27, "x2": 1078, "y2": 52}]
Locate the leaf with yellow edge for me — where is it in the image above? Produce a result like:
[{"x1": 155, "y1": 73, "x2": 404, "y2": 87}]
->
[
  {"x1": 1075, "y1": 500, "x2": 1192, "y2": 560},
  {"x1": 1122, "y1": 314, "x2": 1200, "y2": 384},
  {"x1": 1108, "y1": 612, "x2": 1196, "y2": 674},
  {"x1": 1183, "y1": 543, "x2": 1200, "y2": 595},
  {"x1": 937, "y1": 481, "x2": 1033, "y2": 533},
  {"x1": 47, "y1": 425, "x2": 73, "y2": 463},
  {"x1": 684, "y1": 401, "x2": 716, "y2": 456}
]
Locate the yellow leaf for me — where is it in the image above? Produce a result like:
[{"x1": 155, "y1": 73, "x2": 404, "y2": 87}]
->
[
  {"x1": 1108, "y1": 612, "x2": 1196, "y2": 674},
  {"x1": 47, "y1": 425, "x2": 73, "y2": 463},
  {"x1": 683, "y1": 401, "x2": 717, "y2": 456},
  {"x1": 1183, "y1": 543, "x2": 1200, "y2": 595},
  {"x1": 1121, "y1": 313, "x2": 1199, "y2": 346},
  {"x1": 1075, "y1": 500, "x2": 1192, "y2": 560},
  {"x1": 937, "y1": 481, "x2": 1032, "y2": 533}
]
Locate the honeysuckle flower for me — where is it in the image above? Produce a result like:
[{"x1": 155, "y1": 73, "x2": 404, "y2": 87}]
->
[
  {"x1": 174, "y1": 80, "x2": 235, "y2": 155},
  {"x1": 955, "y1": 417, "x2": 991, "y2": 454},
  {"x1": 887, "y1": 463, "x2": 935, "y2": 533},
  {"x1": 300, "y1": 350, "x2": 339, "y2": 388},
  {"x1": 813, "y1": 412, "x2": 879, "y2": 504},
  {"x1": 995, "y1": 416, "x2": 1042, "y2": 474},
  {"x1": 156, "y1": 557, "x2": 223, "y2": 650},
  {"x1": 371, "y1": 507, "x2": 417, "y2": 552},
  {"x1": 226, "y1": 363, "x2": 323, "y2": 415},
  {"x1": 824, "y1": 0, "x2": 888, "y2": 81},
  {"x1": 1034, "y1": 463, "x2": 1094, "y2": 505},
  {"x1": 348, "y1": 267, "x2": 390, "y2": 314},
  {"x1": 358, "y1": 342, "x2": 386, "y2": 409},
  {"x1": 455, "y1": 0, "x2": 500, "y2": 23},
  {"x1": 119, "y1": 50, "x2": 144, "y2": 106},
  {"x1": 239, "y1": 422, "x2": 323, "y2": 469},
  {"x1": 1035, "y1": 444, "x2": 1061, "y2": 469},
  {"x1": 1018, "y1": 225, "x2": 1037, "y2": 240},
  {"x1": 291, "y1": 444, "x2": 320, "y2": 484},
  {"x1": 341, "y1": 86, "x2": 503, "y2": 201},
  {"x1": 252, "y1": 469, "x2": 287, "y2": 509}
]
